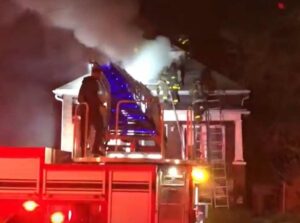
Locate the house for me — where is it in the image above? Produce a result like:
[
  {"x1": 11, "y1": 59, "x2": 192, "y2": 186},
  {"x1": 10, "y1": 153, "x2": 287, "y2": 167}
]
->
[{"x1": 53, "y1": 55, "x2": 250, "y2": 207}]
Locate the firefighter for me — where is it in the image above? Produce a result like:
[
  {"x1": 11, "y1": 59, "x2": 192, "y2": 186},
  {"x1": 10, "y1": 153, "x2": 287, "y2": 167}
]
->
[
  {"x1": 156, "y1": 78, "x2": 169, "y2": 102},
  {"x1": 78, "y1": 64, "x2": 107, "y2": 156},
  {"x1": 165, "y1": 63, "x2": 181, "y2": 105},
  {"x1": 191, "y1": 80, "x2": 206, "y2": 121}
]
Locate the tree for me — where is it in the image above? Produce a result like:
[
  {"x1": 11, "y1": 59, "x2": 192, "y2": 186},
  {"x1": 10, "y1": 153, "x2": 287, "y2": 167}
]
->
[{"x1": 220, "y1": 2, "x2": 300, "y2": 182}]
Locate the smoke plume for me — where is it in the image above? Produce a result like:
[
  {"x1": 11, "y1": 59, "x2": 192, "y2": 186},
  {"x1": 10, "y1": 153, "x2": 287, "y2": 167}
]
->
[
  {"x1": 13, "y1": 0, "x2": 173, "y2": 82},
  {"x1": 0, "y1": 0, "x2": 174, "y2": 147},
  {"x1": 124, "y1": 36, "x2": 173, "y2": 83},
  {"x1": 0, "y1": 4, "x2": 91, "y2": 147}
]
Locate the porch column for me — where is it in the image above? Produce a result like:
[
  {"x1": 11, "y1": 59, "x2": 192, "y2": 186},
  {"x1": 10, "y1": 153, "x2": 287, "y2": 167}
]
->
[
  {"x1": 232, "y1": 118, "x2": 246, "y2": 165},
  {"x1": 61, "y1": 95, "x2": 74, "y2": 152}
]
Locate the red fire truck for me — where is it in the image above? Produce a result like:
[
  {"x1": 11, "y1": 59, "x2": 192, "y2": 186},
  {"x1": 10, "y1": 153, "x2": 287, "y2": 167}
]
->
[
  {"x1": 0, "y1": 147, "x2": 209, "y2": 223},
  {"x1": 0, "y1": 63, "x2": 211, "y2": 223}
]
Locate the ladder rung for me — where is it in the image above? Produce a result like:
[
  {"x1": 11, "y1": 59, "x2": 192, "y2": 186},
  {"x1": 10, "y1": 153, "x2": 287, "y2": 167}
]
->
[
  {"x1": 209, "y1": 152, "x2": 229, "y2": 208},
  {"x1": 209, "y1": 140, "x2": 223, "y2": 143},
  {"x1": 213, "y1": 169, "x2": 226, "y2": 173},
  {"x1": 213, "y1": 171, "x2": 226, "y2": 174},
  {"x1": 214, "y1": 177, "x2": 227, "y2": 180},
  {"x1": 214, "y1": 175, "x2": 226, "y2": 179},
  {"x1": 215, "y1": 183, "x2": 227, "y2": 186},
  {"x1": 215, "y1": 184, "x2": 227, "y2": 186},
  {"x1": 212, "y1": 166, "x2": 226, "y2": 169},
  {"x1": 214, "y1": 181, "x2": 227, "y2": 184},
  {"x1": 214, "y1": 194, "x2": 228, "y2": 198},
  {"x1": 210, "y1": 150, "x2": 223, "y2": 154},
  {"x1": 212, "y1": 161, "x2": 225, "y2": 164},
  {"x1": 214, "y1": 196, "x2": 228, "y2": 199},
  {"x1": 215, "y1": 205, "x2": 229, "y2": 208},
  {"x1": 214, "y1": 199, "x2": 229, "y2": 202},
  {"x1": 215, "y1": 186, "x2": 228, "y2": 189},
  {"x1": 211, "y1": 162, "x2": 225, "y2": 166},
  {"x1": 211, "y1": 160, "x2": 225, "y2": 164},
  {"x1": 212, "y1": 167, "x2": 226, "y2": 170}
]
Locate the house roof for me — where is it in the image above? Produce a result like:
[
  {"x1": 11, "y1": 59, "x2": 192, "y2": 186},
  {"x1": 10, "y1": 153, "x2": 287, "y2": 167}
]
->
[
  {"x1": 181, "y1": 59, "x2": 249, "y2": 93},
  {"x1": 53, "y1": 55, "x2": 250, "y2": 97},
  {"x1": 53, "y1": 74, "x2": 89, "y2": 97}
]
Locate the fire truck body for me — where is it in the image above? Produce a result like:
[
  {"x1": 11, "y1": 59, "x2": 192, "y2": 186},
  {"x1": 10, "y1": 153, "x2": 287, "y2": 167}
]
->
[
  {"x1": 0, "y1": 60, "x2": 224, "y2": 222},
  {"x1": 0, "y1": 147, "x2": 205, "y2": 223}
]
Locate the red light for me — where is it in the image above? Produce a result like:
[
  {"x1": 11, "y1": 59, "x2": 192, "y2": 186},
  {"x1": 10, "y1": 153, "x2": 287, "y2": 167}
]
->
[
  {"x1": 50, "y1": 211, "x2": 65, "y2": 223},
  {"x1": 22, "y1": 200, "x2": 39, "y2": 212},
  {"x1": 277, "y1": 2, "x2": 286, "y2": 10}
]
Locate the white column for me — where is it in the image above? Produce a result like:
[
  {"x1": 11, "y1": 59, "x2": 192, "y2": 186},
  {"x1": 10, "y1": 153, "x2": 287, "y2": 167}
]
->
[
  {"x1": 232, "y1": 118, "x2": 246, "y2": 165},
  {"x1": 61, "y1": 95, "x2": 74, "y2": 152}
]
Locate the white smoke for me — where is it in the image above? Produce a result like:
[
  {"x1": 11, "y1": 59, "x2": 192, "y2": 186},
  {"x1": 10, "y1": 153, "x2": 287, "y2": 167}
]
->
[
  {"x1": 13, "y1": 0, "x2": 175, "y2": 83},
  {"x1": 123, "y1": 36, "x2": 173, "y2": 83},
  {"x1": 13, "y1": 0, "x2": 142, "y2": 60}
]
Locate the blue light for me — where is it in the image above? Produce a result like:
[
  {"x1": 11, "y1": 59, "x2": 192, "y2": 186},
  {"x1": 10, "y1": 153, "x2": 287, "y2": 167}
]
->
[{"x1": 100, "y1": 63, "x2": 157, "y2": 137}]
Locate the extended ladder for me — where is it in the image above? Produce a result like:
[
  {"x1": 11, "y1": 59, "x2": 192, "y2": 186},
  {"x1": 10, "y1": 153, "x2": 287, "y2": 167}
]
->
[
  {"x1": 206, "y1": 110, "x2": 229, "y2": 208},
  {"x1": 193, "y1": 115, "x2": 212, "y2": 205},
  {"x1": 193, "y1": 107, "x2": 229, "y2": 208}
]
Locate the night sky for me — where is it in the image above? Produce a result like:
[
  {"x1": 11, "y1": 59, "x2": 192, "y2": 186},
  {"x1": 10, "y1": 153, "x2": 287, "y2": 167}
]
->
[{"x1": 0, "y1": 0, "x2": 300, "y2": 181}]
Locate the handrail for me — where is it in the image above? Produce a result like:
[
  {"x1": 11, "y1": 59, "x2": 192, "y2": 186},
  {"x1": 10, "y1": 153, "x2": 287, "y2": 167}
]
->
[
  {"x1": 160, "y1": 104, "x2": 165, "y2": 159},
  {"x1": 73, "y1": 102, "x2": 89, "y2": 158},
  {"x1": 114, "y1": 100, "x2": 145, "y2": 151},
  {"x1": 186, "y1": 106, "x2": 194, "y2": 160},
  {"x1": 169, "y1": 90, "x2": 185, "y2": 160},
  {"x1": 72, "y1": 115, "x2": 80, "y2": 159},
  {"x1": 99, "y1": 73, "x2": 111, "y2": 130},
  {"x1": 114, "y1": 99, "x2": 163, "y2": 154}
]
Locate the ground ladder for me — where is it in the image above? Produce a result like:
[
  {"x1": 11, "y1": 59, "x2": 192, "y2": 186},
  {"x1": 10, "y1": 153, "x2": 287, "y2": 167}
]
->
[{"x1": 192, "y1": 100, "x2": 230, "y2": 208}]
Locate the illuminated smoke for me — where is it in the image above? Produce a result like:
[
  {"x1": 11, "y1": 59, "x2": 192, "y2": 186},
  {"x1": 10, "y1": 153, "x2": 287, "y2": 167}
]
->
[
  {"x1": 13, "y1": 0, "x2": 174, "y2": 83},
  {"x1": 123, "y1": 36, "x2": 173, "y2": 83},
  {"x1": 13, "y1": 0, "x2": 142, "y2": 60},
  {"x1": 0, "y1": 6, "x2": 90, "y2": 147}
]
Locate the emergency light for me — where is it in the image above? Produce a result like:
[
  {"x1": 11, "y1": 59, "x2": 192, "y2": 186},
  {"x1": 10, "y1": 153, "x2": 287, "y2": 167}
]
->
[
  {"x1": 22, "y1": 200, "x2": 39, "y2": 212},
  {"x1": 192, "y1": 167, "x2": 209, "y2": 184},
  {"x1": 50, "y1": 211, "x2": 65, "y2": 223}
]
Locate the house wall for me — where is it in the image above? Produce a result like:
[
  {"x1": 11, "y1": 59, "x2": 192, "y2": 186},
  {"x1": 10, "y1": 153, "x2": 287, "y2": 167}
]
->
[
  {"x1": 180, "y1": 119, "x2": 246, "y2": 206},
  {"x1": 163, "y1": 119, "x2": 246, "y2": 207},
  {"x1": 164, "y1": 121, "x2": 184, "y2": 159}
]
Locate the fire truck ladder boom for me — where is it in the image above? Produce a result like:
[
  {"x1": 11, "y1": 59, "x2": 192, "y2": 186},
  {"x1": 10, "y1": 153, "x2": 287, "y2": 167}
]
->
[{"x1": 73, "y1": 63, "x2": 164, "y2": 157}]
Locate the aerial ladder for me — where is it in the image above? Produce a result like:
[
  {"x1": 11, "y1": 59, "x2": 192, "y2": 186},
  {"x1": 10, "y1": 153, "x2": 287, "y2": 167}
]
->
[{"x1": 73, "y1": 63, "x2": 164, "y2": 159}]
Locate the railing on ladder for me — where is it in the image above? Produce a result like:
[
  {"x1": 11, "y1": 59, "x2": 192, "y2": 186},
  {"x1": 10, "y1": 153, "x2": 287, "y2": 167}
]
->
[
  {"x1": 169, "y1": 91, "x2": 185, "y2": 160},
  {"x1": 73, "y1": 102, "x2": 89, "y2": 159},
  {"x1": 186, "y1": 106, "x2": 194, "y2": 160},
  {"x1": 113, "y1": 99, "x2": 165, "y2": 157}
]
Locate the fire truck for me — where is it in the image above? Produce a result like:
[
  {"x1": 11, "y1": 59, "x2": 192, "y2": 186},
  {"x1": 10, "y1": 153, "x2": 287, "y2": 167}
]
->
[{"x1": 0, "y1": 63, "x2": 212, "y2": 223}]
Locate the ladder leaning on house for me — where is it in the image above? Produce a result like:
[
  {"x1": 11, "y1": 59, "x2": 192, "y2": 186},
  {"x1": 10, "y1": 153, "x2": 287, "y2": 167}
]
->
[
  {"x1": 208, "y1": 122, "x2": 230, "y2": 208},
  {"x1": 193, "y1": 95, "x2": 230, "y2": 208}
]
